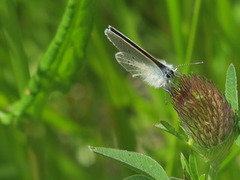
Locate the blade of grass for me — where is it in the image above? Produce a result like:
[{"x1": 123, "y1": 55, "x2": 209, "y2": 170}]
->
[
  {"x1": 166, "y1": 0, "x2": 184, "y2": 63},
  {"x1": 1, "y1": 0, "x2": 30, "y2": 94},
  {"x1": 165, "y1": 0, "x2": 184, "y2": 175},
  {"x1": 215, "y1": 0, "x2": 238, "y2": 42},
  {"x1": 184, "y1": 0, "x2": 202, "y2": 73}
]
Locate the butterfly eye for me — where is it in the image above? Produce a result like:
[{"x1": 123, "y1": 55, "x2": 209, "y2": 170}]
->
[{"x1": 165, "y1": 70, "x2": 174, "y2": 79}]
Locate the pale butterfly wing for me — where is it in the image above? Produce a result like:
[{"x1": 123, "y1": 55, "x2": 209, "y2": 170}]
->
[
  {"x1": 105, "y1": 26, "x2": 174, "y2": 89},
  {"x1": 116, "y1": 52, "x2": 167, "y2": 88}
]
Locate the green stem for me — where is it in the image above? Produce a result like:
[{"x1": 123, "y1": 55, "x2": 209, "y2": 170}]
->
[
  {"x1": 184, "y1": 0, "x2": 202, "y2": 73},
  {"x1": 2, "y1": 0, "x2": 30, "y2": 94}
]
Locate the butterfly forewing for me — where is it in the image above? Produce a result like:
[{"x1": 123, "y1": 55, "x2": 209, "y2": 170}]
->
[{"x1": 105, "y1": 26, "x2": 163, "y2": 67}]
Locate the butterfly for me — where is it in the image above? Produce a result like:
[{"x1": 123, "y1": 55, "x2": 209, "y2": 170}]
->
[{"x1": 105, "y1": 26, "x2": 202, "y2": 91}]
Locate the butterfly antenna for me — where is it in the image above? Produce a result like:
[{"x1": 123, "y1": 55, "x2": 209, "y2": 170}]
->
[{"x1": 175, "y1": 61, "x2": 204, "y2": 68}]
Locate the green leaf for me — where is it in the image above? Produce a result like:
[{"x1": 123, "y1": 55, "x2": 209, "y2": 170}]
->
[
  {"x1": 198, "y1": 174, "x2": 206, "y2": 180},
  {"x1": 189, "y1": 154, "x2": 199, "y2": 180},
  {"x1": 180, "y1": 153, "x2": 199, "y2": 180},
  {"x1": 89, "y1": 146, "x2": 168, "y2": 180},
  {"x1": 180, "y1": 153, "x2": 190, "y2": 177},
  {"x1": 235, "y1": 135, "x2": 240, "y2": 146},
  {"x1": 123, "y1": 175, "x2": 152, "y2": 180},
  {"x1": 225, "y1": 64, "x2": 238, "y2": 111},
  {"x1": 155, "y1": 121, "x2": 187, "y2": 141}
]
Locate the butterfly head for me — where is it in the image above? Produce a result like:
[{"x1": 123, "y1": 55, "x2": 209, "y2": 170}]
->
[{"x1": 162, "y1": 66, "x2": 177, "y2": 81}]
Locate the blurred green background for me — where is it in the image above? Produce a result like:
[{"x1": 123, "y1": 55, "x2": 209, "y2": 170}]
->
[{"x1": 0, "y1": 0, "x2": 240, "y2": 179}]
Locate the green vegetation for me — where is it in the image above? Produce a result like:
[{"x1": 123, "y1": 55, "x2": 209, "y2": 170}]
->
[{"x1": 0, "y1": 0, "x2": 239, "y2": 179}]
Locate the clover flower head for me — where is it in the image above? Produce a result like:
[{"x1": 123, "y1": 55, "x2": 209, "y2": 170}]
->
[{"x1": 170, "y1": 74, "x2": 237, "y2": 164}]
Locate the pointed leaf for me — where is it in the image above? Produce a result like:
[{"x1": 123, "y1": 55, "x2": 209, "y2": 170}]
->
[
  {"x1": 225, "y1": 64, "x2": 238, "y2": 111},
  {"x1": 89, "y1": 146, "x2": 168, "y2": 180},
  {"x1": 180, "y1": 153, "x2": 192, "y2": 180},
  {"x1": 180, "y1": 153, "x2": 199, "y2": 180},
  {"x1": 180, "y1": 153, "x2": 190, "y2": 173},
  {"x1": 189, "y1": 154, "x2": 199, "y2": 180},
  {"x1": 155, "y1": 121, "x2": 187, "y2": 141}
]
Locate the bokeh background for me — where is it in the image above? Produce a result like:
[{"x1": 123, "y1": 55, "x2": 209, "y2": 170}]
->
[{"x1": 0, "y1": 0, "x2": 240, "y2": 179}]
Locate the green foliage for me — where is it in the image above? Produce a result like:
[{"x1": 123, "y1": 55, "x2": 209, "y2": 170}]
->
[
  {"x1": 180, "y1": 153, "x2": 199, "y2": 180},
  {"x1": 236, "y1": 135, "x2": 240, "y2": 146},
  {"x1": 123, "y1": 175, "x2": 152, "y2": 180},
  {"x1": 89, "y1": 146, "x2": 168, "y2": 180},
  {"x1": 198, "y1": 174, "x2": 206, "y2": 180},
  {"x1": 1, "y1": 0, "x2": 30, "y2": 93},
  {"x1": 225, "y1": 64, "x2": 238, "y2": 111},
  {"x1": 225, "y1": 64, "x2": 240, "y2": 149},
  {"x1": 1, "y1": 0, "x2": 95, "y2": 124},
  {"x1": 155, "y1": 121, "x2": 187, "y2": 142},
  {"x1": 0, "y1": 0, "x2": 240, "y2": 179}
]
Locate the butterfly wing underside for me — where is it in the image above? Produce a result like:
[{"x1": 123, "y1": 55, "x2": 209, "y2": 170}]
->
[
  {"x1": 115, "y1": 52, "x2": 166, "y2": 88},
  {"x1": 105, "y1": 26, "x2": 168, "y2": 88}
]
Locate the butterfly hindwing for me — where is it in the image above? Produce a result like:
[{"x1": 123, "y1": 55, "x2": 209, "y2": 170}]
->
[{"x1": 116, "y1": 52, "x2": 167, "y2": 88}]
